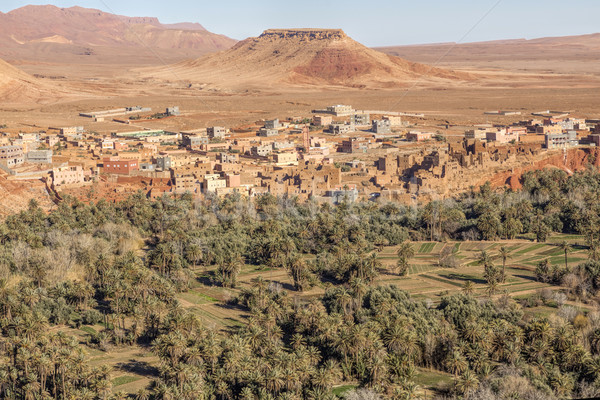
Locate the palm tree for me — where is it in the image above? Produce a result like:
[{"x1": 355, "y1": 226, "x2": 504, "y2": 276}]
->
[
  {"x1": 479, "y1": 250, "x2": 500, "y2": 286},
  {"x1": 396, "y1": 241, "x2": 415, "y2": 276},
  {"x1": 239, "y1": 387, "x2": 255, "y2": 400},
  {"x1": 477, "y1": 250, "x2": 492, "y2": 269},
  {"x1": 503, "y1": 217, "x2": 523, "y2": 240},
  {"x1": 445, "y1": 350, "x2": 468, "y2": 376},
  {"x1": 535, "y1": 259, "x2": 551, "y2": 282},
  {"x1": 462, "y1": 281, "x2": 475, "y2": 295},
  {"x1": 312, "y1": 360, "x2": 341, "y2": 390},
  {"x1": 349, "y1": 277, "x2": 367, "y2": 307},
  {"x1": 383, "y1": 324, "x2": 405, "y2": 353},
  {"x1": 497, "y1": 246, "x2": 512, "y2": 283},
  {"x1": 587, "y1": 355, "x2": 600, "y2": 380},
  {"x1": 455, "y1": 369, "x2": 479, "y2": 398},
  {"x1": 558, "y1": 240, "x2": 571, "y2": 270},
  {"x1": 265, "y1": 367, "x2": 285, "y2": 394},
  {"x1": 136, "y1": 388, "x2": 150, "y2": 400},
  {"x1": 486, "y1": 280, "x2": 499, "y2": 297},
  {"x1": 185, "y1": 244, "x2": 202, "y2": 268},
  {"x1": 589, "y1": 238, "x2": 600, "y2": 261},
  {"x1": 550, "y1": 371, "x2": 575, "y2": 398},
  {"x1": 219, "y1": 253, "x2": 244, "y2": 288},
  {"x1": 285, "y1": 253, "x2": 309, "y2": 291},
  {"x1": 95, "y1": 376, "x2": 112, "y2": 400},
  {"x1": 462, "y1": 320, "x2": 485, "y2": 344}
]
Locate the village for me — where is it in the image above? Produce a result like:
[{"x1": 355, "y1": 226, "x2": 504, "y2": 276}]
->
[{"x1": 0, "y1": 104, "x2": 598, "y2": 205}]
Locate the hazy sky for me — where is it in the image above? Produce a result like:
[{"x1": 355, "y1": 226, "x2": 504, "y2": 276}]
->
[{"x1": 1, "y1": 0, "x2": 599, "y2": 46}]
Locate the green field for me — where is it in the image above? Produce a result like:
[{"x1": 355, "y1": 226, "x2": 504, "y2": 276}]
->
[{"x1": 373, "y1": 234, "x2": 588, "y2": 302}]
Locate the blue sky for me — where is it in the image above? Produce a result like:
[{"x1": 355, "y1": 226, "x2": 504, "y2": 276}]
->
[{"x1": 1, "y1": 0, "x2": 599, "y2": 46}]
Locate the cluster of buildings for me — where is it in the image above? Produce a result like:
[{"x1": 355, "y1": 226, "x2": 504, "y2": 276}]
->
[
  {"x1": 1, "y1": 104, "x2": 599, "y2": 204},
  {"x1": 464, "y1": 116, "x2": 592, "y2": 149},
  {"x1": 374, "y1": 138, "x2": 542, "y2": 200},
  {"x1": 0, "y1": 132, "x2": 54, "y2": 169}
]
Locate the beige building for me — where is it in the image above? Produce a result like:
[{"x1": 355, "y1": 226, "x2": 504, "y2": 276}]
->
[
  {"x1": 274, "y1": 152, "x2": 298, "y2": 166},
  {"x1": 52, "y1": 165, "x2": 85, "y2": 186},
  {"x1": 537, "y1": 125, "x2": 563, "y2": 135},
  {"x1": 203, "y1": 177, "x2": 227, "y2": 193},
  {"x1": 313, "y1": 115, "x2": 333, "y2": 126},
  {"x1": 486, "y1": 129, "x2": 519, "y2": 143},
  {"x1": 60, "y1": 127, "x2": 83, "y2": 136},
  {"x1": 326, "y1": 105, "x2": 354, "y2": 116},
  {"x1": 383, "y1": 116, "x2": 403, "y2": 126},
  {"x1": 465, "y1": 129, "x2": 490, "y2": 140},
  {"x1": 0, "y1": 145, "x2": 24, "y2": 167}
]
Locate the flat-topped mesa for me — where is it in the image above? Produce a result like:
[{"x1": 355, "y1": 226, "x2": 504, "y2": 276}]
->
[{"x1": 258, "y1": 29, "x2": 347, "y2": 41}]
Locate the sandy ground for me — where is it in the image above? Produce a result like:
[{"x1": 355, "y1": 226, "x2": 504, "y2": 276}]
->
[{"x1": 1, "y1": 84, "x2": 599, "y2": 133}]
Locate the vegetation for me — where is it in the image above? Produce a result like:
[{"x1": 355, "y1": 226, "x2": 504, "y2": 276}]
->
[{"x1": 3, "y1": 168, "x2": 600, "y2": 398}]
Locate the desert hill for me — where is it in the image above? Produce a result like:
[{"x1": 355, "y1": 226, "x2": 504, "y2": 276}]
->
[
  {"x1": 0, "y1": 5, "x2": 237, "y2": 64},
  {"x1": 377, "y1": 33, "x2": 600, "y2": 74},
  {"x1": 0, "y1": 57, "x2": 55, "y2": 102},
  {"x1": 142, "y1": 29, "x2": 471, "y2": 90}
]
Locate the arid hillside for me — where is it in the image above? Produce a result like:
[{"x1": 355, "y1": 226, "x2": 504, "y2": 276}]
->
[
  {"x1": 141, "y1": 29, "x2": 472, "y2": 90},
  {"x1": 0, "y1": 5, "x2": 237, "y2": 64},
  {"x1": 0, "y1": 57, "x2": 61, "y2": 102},
  {"x1": 377, "y1": 33, "x2": 600, "y2": 75}
]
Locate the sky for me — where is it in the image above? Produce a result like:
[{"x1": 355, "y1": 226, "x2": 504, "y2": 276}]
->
[{"x1": 1, "y1": 0, "x2": 599, "y2": 47}]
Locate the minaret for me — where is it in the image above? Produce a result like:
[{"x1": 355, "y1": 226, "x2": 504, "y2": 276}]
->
[{"x1": 302, "y1": 126, "x2": 310, "y2": 151}]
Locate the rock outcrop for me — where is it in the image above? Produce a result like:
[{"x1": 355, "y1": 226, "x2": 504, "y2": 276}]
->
[{"x1": 258, "y1": 29, "x2": 346, "y2": 41}]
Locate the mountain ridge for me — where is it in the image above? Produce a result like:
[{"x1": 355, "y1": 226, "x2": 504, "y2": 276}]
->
[
  {"x1": 376, "y1": 32, "x2": 600, "y2": 64},
  {"x1": 0, "y1": 5, "x2": 237, "y2": 64}
]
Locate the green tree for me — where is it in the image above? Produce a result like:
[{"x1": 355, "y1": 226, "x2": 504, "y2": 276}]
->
[
  {"x1": 558, "y1": 240, "x2": 571, "y2": 271},
  {"x1": 535, "y1": 259, "x2": 551, "y2": 283},
  {"x1": 503, "y1": 217, "x2": 523, "y2": 240},
  {"x1": 532, "y1": 213, "x2": 551, "y2": 243},
  {"x1": 396, "y1": 241, "x2": 415, "y2": 276},
  {"x1": 497, "y1": 246, "x2": 512, "y2": 283},
  {"x1": 455, "y1": 369, "x2": 479, "y2": 398},
  {"x1": 477, "y1": 212, "x2": 501, "y2": 240},
  {"x1": 285, "y1": 253, "x2": 313, "y2": 291},
  {"x1": 462, "y1": 280, "x2": 475, "y2": 295}
]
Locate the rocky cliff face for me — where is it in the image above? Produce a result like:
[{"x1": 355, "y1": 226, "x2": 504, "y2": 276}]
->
[
  {"x1": 485, "y1": 147, "x2": 600, "y2": 191},
  {"x1": 118, "y1": 16, "x2": 162, "y2": 26}
]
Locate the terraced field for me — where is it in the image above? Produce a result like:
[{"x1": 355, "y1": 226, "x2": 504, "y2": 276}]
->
[{"x1": 375, "y1": 233, "x2": 587, "y2": 301}]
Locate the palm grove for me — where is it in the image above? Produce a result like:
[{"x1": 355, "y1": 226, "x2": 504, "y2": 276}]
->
[{"x1": 2, "y1": 168, "x2": 600, "y2": 399}]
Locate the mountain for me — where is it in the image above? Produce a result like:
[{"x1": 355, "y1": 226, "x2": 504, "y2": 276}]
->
[
  {"x1": 142, "y1": 29, "x2": 471, "y2": 90},
  {"x1": 376, "y1": 33, "x2": 600, "y2": 74},
  {"x1": 0, "y1": 5, "x2": 237, "y2": 64}
]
